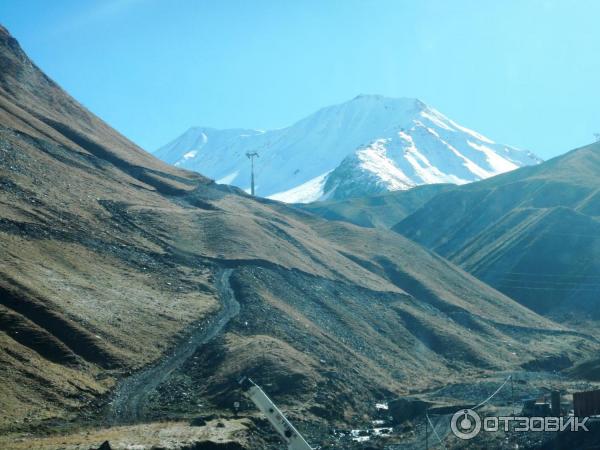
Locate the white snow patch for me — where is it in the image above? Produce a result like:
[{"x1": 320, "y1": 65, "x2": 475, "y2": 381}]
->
[
  {"x1": 175, "y1": 149, "x2": 199, "y2": 166},
  {"x1": 444, "y1": 115, "x2": 495, "y2": 143},
  {"x1": 420, "y1": 110, "x2": 454, "y2": 131},
  {"x1": 356, "y1": 141, "x2": 414, "y2": 190},
  {"x1": 398, "y1": 130, "x2": 413, "y2": 142},
  {"x1": 241, "y1": 130, "x2": 265, "y2": 137},
  {"x1": 425, "y1": 126, "x2": 441, "y2": 139},
  {"x1": 350, "y1": 427, "x2": 391, "y2": 443},
  {"x1": 216, "y1": 171, "x2": 239, "y2": 185},
  {"x1": 183, "y1": 150, "x2": 198, "y2": 160},
  {"x1": 398, "y1": 134, "x2": 468, "y2": 184},
  {"x1": 268, "y1": 171, "x2": 331, "y2": 203},
  {"x1": 468, "y1": 141, "x2": 520, "y2": 173},
  {"x1": 440, "y1": 140, "x2": 494, "y2": 180}
]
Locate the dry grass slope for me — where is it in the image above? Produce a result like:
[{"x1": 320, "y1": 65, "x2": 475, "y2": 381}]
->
[
  {"x1": 0, "y1": 24, "x2": 596, "y2": 449},
  {"x1": 394, "y1": 142, "x2": 600, "y2": 322}
]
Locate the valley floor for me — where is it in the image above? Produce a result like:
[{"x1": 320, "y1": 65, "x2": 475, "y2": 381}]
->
[
  {"x1": 0, "y1": 419, "x2": 250, "y2": 450},
  {"x1": 4, "y1": 371, "x2": 599, "y2": 450}
]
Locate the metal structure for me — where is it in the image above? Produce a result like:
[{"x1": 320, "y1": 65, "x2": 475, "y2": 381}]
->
[
  {"x1": 550, "y1": 390, "x2": 561, "y2": 417},
  {"x1": 239, "y1": 377, "x2": 313, "y2": 450},
  {"x1": 246, "y1": 151, "x2": 259, "y2": 196},
  {"x1": 574, "y1": 389, "x2": 600, "y2": 417}
]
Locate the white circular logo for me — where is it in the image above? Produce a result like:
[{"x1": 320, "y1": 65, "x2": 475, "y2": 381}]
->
[{"x1": 450, "y1": 409, "x2": 482, "y2": 440}]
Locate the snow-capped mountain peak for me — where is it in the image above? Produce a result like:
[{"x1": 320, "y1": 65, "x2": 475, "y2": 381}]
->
[{"x1": 153, "y1": 96, "x2": 542, "y2": 202}]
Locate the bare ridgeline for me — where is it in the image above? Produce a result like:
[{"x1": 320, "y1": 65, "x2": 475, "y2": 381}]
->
[{"x1": 1, "y1": 24, "x2": 600, "y2": 450}]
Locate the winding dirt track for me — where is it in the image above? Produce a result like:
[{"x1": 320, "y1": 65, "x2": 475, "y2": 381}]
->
[{"x1": 109, "y1": 268, "x2": 239, "y2": 423}]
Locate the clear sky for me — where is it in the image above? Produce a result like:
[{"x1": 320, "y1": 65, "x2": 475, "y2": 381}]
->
[{"x1": 1, "y1": 0, "x2": 599, "y2": 159}]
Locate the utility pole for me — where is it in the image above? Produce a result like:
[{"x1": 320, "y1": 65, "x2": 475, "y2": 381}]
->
[
  {"x1": 511, "y1": 375, "x2": 514, "y2": 415},
  {"x1": 246, "y1": 151, "x2": 259, "y2": 196},
  {"x1": 511, "y1": 376, "x2": 515, "y2": 450},
  {"x1": 425, "y1": 412, "x2": 429, "y2": 450}
]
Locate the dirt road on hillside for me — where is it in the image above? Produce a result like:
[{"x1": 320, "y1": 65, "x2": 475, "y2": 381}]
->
[{"x1": 109, "y1": 268, "x2": 239, "y2": 423}]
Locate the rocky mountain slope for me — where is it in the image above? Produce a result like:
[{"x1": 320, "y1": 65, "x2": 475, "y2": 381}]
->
[
  {"x1": 298, "y1": 183, "x2": 455, "y2": 229},
  {"x1": 393, "y1": 142, "x2": 600, "y2": 322},
  {"x1": 154, "y1": 95, "x2": 541, "y2": 202},
  {"x1": 302, "y1": 142, "x2": 600, "y2": 325},
  {"x1": 0, "y1": 25, "x2": 592, "y2": 448}
]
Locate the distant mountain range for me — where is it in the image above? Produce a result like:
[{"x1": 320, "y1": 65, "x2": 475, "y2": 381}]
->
[
  {"x1": 394, "y1": 141, "x2": 600, "y2": 321},
  {"x1": 304, "y1": 141, "x2": 600, "y2": 324},
  {"x1": 4, "y1": 25, "x2": 586, "y2": 443},
  {"x1": 154, "y1": 95, "x2": 542, "y2": 202}
]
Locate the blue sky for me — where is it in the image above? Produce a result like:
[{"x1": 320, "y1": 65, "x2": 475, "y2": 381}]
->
[{"x1": 1, "y1": 0, "x2": 599, "y2": 159}]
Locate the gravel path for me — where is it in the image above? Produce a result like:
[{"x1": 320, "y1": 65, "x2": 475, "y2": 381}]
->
[{"x1": 109, "y1": 268, "x2": 239, "y2": 423}]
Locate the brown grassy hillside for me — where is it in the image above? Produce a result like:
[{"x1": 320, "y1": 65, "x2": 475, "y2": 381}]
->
[
  {"x1": 0, "y1": 25, "x2": 594, "y2": 447},
  {"x1": 394, "y1": 142, "x2": 600, "y2": 322}
]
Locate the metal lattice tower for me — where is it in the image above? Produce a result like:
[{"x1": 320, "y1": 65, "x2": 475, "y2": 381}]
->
[{"x1": 246, "y1": 151, "x2": 259, "y2": 196}]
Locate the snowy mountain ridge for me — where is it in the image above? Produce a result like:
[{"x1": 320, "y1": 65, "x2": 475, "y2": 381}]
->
[{"x1": 154, "y1": 95, "x2": 542, "y2": 202}]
